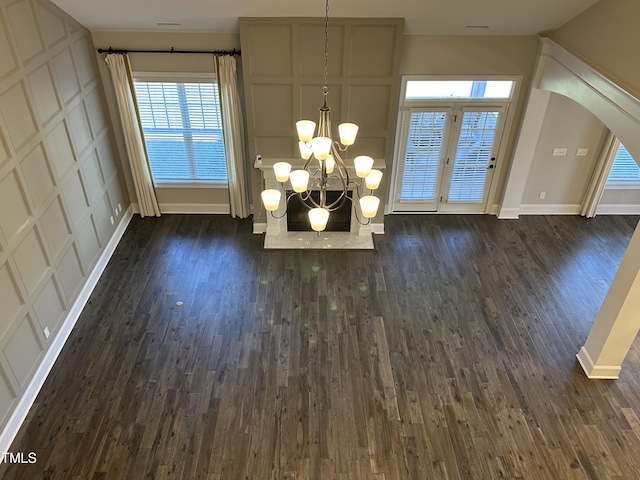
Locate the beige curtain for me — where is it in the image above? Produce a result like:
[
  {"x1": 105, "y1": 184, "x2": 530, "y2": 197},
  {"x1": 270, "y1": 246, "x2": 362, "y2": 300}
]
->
[
  {"x1": 216, "y1": 55, "x2": 250, "y2": 218},
  {"x1": 581, "y1": 132, "x2": 617, "y2": 218},
  {"x1": 104, "y1": 54, "x2": 160, "y2": 218}
]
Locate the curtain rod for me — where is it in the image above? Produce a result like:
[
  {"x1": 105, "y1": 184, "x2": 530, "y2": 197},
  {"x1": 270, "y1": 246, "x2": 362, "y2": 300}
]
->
[{"x1": 96, "y1": 47, "x2": 241, "y2": 56}]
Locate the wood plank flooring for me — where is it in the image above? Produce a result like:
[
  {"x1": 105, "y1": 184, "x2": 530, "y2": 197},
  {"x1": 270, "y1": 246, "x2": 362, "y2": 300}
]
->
[{"x1": 2, "y1": 214, "x2": 640, "y2": 479}]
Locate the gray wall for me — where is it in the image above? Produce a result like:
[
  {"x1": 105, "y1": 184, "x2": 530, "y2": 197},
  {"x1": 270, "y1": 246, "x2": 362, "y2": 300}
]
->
[{"x1": 0, "y1": 0, "x2": 127, "y2": 430}]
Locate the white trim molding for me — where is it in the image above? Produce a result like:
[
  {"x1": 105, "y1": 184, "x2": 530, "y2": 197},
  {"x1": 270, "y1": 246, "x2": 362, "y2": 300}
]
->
[
  {"x1": 0, "y1": 207, "x2": 134, "y2": 453},
  {"x1": 159, "y1": 203, "x2": 231, "y2": 214},
  {"x1": 597, "y1": 204, "x2": 640, "y2": 215},
  {"x1": 576, "y1": 347, "x2": 621, "y2": 379},
  {"x1": 519, "y1": 204, "x2": 581, "y2": 215}
]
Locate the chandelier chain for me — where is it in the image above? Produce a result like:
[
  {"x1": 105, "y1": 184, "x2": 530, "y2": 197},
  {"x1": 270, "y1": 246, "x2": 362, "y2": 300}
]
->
[{"x1": 323, "y1": 0, "x2": 329, "y2": 88}]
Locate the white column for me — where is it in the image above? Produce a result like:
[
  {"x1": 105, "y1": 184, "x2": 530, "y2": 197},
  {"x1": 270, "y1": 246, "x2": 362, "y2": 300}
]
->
[
  {"x1": 498, "y1": 88, "x2": 551, "y2": 219},
  {"x1": 577, "y1": 221, "x2": 640, "y2": 378}
]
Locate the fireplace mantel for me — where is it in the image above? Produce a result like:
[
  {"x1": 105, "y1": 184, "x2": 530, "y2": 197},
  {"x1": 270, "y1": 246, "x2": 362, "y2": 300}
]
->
[{"x1": 254, "y1": 158, "x2": 385, "y2": 249}]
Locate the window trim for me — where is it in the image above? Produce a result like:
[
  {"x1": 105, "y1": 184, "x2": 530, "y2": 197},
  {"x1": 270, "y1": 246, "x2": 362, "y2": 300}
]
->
[
  {"x1": 605, "y1": 139, "x2": 640, "y2": 188},
  {"x1": 132, "y1": 71, "x2": 228, "y2": 187}
]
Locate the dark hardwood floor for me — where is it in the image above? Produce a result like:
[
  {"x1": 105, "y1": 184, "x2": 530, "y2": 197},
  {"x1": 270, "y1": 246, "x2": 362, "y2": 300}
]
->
[{"x1": 2, "y1": 214, "x2": 640, "y2": 479}]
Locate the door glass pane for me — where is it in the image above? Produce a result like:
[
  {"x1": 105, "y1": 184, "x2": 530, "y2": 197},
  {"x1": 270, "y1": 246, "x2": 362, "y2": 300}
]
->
[
  {"x1": 447, "y1": 111, "x2": 499, "y2": 203},
  {"x1": 399, "y1": 111, "x2": 447, "y2": 201}
]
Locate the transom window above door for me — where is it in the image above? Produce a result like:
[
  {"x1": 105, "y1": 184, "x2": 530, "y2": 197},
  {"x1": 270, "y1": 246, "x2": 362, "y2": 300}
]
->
[{"x1": 406, "y1": 80, "x2": 514, "y2": 100}]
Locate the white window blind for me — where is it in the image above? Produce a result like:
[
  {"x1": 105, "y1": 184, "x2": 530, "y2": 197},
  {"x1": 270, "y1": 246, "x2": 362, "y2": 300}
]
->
[
  {"x1": 134, "y1": 81, "x2": 228, "y2": 183},
  {"x1": 446, "y1": 111, "x2": 499, "y2": 203},
  {"x1": 607, "y1": 143, "x2": 640, "y2": 185},
  {"x1": 399, "y1": 111, "x2": 447, "y2": 201}
]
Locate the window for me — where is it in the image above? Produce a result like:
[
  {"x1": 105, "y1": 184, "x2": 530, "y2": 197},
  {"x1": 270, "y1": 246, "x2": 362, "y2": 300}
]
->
[
  {"x1": 133, "y1": 78, "x2": 228, "y2": 184},
  {"x1": 405, "y1": 80, "x2": 514, "y2": 100},
  {"x1": 607, "y1": 142, "x2": 640, "y2": 186}
]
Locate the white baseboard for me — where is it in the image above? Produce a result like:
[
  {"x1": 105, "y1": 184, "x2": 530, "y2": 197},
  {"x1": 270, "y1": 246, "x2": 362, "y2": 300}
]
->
[
  {"x1": 0, "y1": 207, "x2": 134, "y2": 453},
  {"x1": 497, "y1": 207, "x2": 520, "y2": 219},
  {"x1": 519, "y1": 204, "x2": 581, "y2": 215},
  {"x1": 596, "y1": 204, "x2": 640, "y2": 215},
  {"x1": 159, "y1": 203, "x2": 230, "y2": 214},
  {"x1": 253, "y1": 222, "x2": 267, "y2": 234},
  {"x1": 371, "y1": 222, "x2": 385, "y2": 234},
  {"x1": 576, "y1": 346, "x2": 621, "y2": 379}
]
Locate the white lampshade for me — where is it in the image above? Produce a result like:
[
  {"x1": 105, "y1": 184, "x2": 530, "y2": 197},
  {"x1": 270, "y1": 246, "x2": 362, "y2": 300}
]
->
[
  {"x1": 365, "y1": 169, "x2": 383, "y2": 190},
  {"x1": 299, "y1": 141, "x2": 313, "y2": 160},
  {"x1": 311, "y1": 137, "x2": 332, "y2": 160},
  {"x1": 273, "y1": 162, "x2": 292, "y2": 182},
  {"x1": 308, "y1": 208, "x2": 330, "y2": 232},
  {"x1": 289, "y1": 170, "x2": 309, "y2": 192},
  {"x1": 261, "y1": 189, "x2": 281, "y2": 211},
  {"x1": 325, "y1": 155, "x2": 335, "y2": 174},
  {"x1": 359, "y1": 196, "x2": 380, "y2": 218},
  {"x1": 354, "y1": 155, "x2": 374, "y2": 178},
  {"x1": 296, "y1": 120, "x2": 316, "y2": 142},
  {"x1": 338, "y1": 123, "x2": 359, "y2": 146}
]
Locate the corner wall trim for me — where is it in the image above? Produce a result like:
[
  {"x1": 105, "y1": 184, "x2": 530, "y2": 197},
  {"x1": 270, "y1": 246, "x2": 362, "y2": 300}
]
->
[
  {"x1": 0, "y1": 207, "x2": 134, "y2": 453},
  {"x1": 576, "y1": 346, "x2": 621, "y2": 379}
]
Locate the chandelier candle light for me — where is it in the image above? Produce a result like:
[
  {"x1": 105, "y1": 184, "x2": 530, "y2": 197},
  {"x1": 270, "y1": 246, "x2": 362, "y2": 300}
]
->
[{"x1": 260, "y1": 0, "x2": 382, "y2": 233}]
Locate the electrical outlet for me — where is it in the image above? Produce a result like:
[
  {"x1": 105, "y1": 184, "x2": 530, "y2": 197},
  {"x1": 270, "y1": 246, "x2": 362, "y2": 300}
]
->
[
  {"x1": 539, "y1": 192, "x2": 546, "y2": 199},
  {"x1": 576, "y1": 148, "x2": 589, "y2": 156},
  {"x1": 114, "y1": 207, "x2": 119, "y2": 216},
  {"x1": 44, "y1": 327, "x2": 50, "y2": 338},
  {"x1": 552, "y1": 148, "x2": 567, "y2": 156},
  {"x1": 110, "y1": 216, "x2": 114, "y2": 225},
  {"x1": 117, "y1": 203, "x2": 122, "y2": 213}
]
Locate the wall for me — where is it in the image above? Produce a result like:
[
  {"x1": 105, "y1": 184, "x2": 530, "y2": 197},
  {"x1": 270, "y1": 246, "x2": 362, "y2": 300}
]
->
[
  {"x1": 399, "y1": 35, "x2": 539, "y2": 211},
  {"x1": 551, "y1": 0, "x2": 640, "y2": 99},
  {"x1": 0, "y1": 0, "x2": 127, "y2": 434},
  {"x1": 91, "y1": 30, "x2": 241, "y2": 214},
  {"x1": 239, "y1": 18, "x2": 404, "y2": 226},
  {"x1": 550, "y1": 0, "x2": 640, "y2": 214},
  {"x1": 521, "y1": 93, "x2": 607, "y2": 213}
]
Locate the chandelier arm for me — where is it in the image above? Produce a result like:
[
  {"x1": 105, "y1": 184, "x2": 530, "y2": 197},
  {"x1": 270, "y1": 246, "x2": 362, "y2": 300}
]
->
[{"x1": 269, "y1": 189, "x2": 302, "y2": 219}]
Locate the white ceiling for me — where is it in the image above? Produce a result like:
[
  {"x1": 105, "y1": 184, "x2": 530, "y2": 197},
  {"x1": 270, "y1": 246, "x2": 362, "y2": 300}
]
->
[{"x1": 51, "y1": 0, "x2": 600, "y2": 35}]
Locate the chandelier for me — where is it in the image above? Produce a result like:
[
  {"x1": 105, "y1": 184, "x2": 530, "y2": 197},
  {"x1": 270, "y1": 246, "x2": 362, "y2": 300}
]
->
[{"x1": 260, "y1": 0, "x2": 382, "y2": 232}]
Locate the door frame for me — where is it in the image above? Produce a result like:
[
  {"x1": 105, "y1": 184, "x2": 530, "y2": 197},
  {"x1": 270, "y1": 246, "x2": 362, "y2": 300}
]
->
[{"x1": 388, "y1": 75, "x2": 521, "y2": 215}]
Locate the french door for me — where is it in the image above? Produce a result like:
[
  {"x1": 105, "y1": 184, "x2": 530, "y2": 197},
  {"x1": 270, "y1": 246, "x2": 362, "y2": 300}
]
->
[{"x1": 392, "y1": 104, "x2": 506, "y2": 213}]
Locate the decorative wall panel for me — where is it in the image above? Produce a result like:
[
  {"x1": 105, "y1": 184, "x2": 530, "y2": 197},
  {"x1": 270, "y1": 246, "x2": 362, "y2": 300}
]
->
[
  {"x1": 27, "y1": 63, "x2": 61, "y2": 126},
  {"x1": 81, "y1": 150, "x2": 104, "y2": 204},
  {"x1": 244, "y1": 25, "x2": 293, "y2": 76},
  {"x1": 6, "y1": 0, "x2": 44, "y2": 64},
  {"x1": 32, "y1": 275, "x2": 65, "y2": 334},
  {"x1": 46, "y1": 120, "x2": 75, "y2": 180},
  {"x1": 3, "y1": 316, "x2": 42, "y2": 388},
  {"x1": 40, "y1": 197, "x2": 71, "y2": 260},
  {"x1": 0, "y1": 16, "x2": 18, "y2": 79},
  {"x1": 20, "y1": 143, "x2": 55, "y2": 208},
  {"x1": 72, "y1": 37, "x2": 97, "y2": 88},
  {"x1": 0, "y1": 263, "x2": 24, "y2": 338},
  {"x1": 56, "y1": 243, "x2": 84, "y2": 301},
  {"x1": 12, "y1": 227, "x2": 49, "y2": 295},
  {"x1": 62, "y1": 170, "x2": 89, "y2": 228},
  {"x1": 0, "y1": 0, "x2": 128, "y2": 434},
  {"x1": 0, "y1": 82, "x2": 37, "y2": 151},
  {"x1": 67, "y1": 102, "x2": 92, "y2": 157},
  {"x1": 76, "y1": 217, "x2": 100, "y2": 269},
  {"x1": 0, "y1": 169, "x2": 31, "y2": 244},
  {"x1": 51, "y1": 48, "x2": 80, "y2": 104},
  {"x1": 240, "y1": 17, "x2": 403, "y2": 174},
  {"x1": 35, "y1": 2, "x2": 66, "y2": 48}
]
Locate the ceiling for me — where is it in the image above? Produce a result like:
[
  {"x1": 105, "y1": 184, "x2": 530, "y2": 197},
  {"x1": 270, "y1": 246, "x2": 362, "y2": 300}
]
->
[{"x1": 51, "y1": 0, "x2": 600, "y2": 36}]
